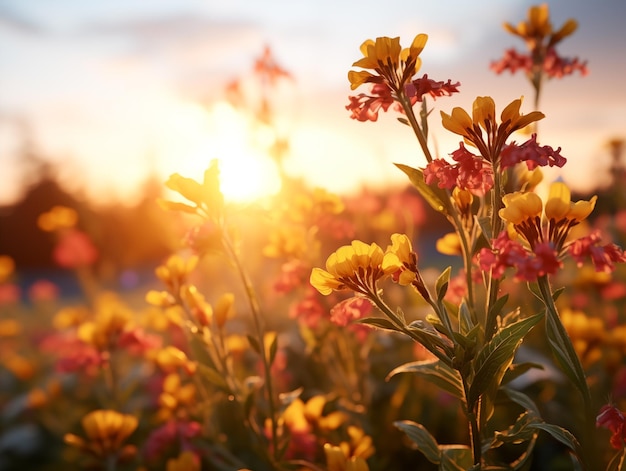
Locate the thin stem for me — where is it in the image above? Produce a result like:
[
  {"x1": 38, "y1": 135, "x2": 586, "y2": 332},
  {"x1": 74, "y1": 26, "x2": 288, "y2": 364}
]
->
[
  {"x1": 222, "y1": 233, "x2": 280, "y2": 466},
  {"x1": 399, "y1": 94, "x2": 478, "y2": 323}
]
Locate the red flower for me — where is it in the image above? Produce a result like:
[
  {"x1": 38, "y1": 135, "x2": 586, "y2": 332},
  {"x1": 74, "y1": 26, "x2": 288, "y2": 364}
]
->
[
  {"x1": 53, "y1": 229, "x2": 98, "y2": 269},
  {"x1": 597, "y1": 404, "x2": 626, "y2": 450},
  {"x1": 569, "y1": 231, "x2": 626, "y2": 273},
  {"x1": 346, "y1": 83, "x2": 397, "y2": 122},
  {"x1": 424, "y1": 143, "x2": 494, "y2": 196},
  {"x1": 500, "y1": 134, "x2": 567, "y2": 170},
  {"x1": 405, "y1": 74, "x2": 460, "y2": 102}
]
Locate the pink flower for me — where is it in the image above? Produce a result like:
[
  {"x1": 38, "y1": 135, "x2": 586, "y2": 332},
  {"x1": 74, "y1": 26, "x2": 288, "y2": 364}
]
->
[
  {"x1": 500, "y1": 134, "x2": 567, "y2": 170},
  {"x1": 28, "y1": 279, "x2": 59, "y2": 302},
  {"x1": 478, "y1": 232, "x2": 560, "y2": 282},
  {"x1": 597, "y1": 404, "x2": 626, "y2": 450},
  {"x1": 143, "y1": 420, "x2": 202, "y2": 463},
  {"x1": 274, "y1": 260, "x2": 309, "y2": 294},
  {"x1": 290, "y1": 286, "x2": 327, "y2": 329},
  {"x1": 53, "y1": 229, "x2": 98, "y2": 269},
  {"x1": 568, "y1": 231, "x2": 626, "y2": 273},
  {"x1": 405, "y1": 74, "x2": 460, "y2": 102},
  {"x1": 424, "y1": 143, "x2": 494, "y2": 196},
  {"x1": 490, "y1": 48, "x2": 587, "y2": 79},
  {"x1": 0, "y1": 283, "x2": 20, "y2": 305},
  {"x1": 118, "y1": 328, "x2": 163, "y2": 356},
  {"x1": 346, "y1": 83, "x2": 397, "y2": 122}
]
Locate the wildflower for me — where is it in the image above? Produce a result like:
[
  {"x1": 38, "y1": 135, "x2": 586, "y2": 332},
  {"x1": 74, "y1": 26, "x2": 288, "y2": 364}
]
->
[
  {"x1": 53, "y1": 228, "x2": 98, "y2": 269},
  {"x1": 28, "y1": 280, "x2": 59, "y2": 302},
  {"x1": 499, "y1": 182, "x2": 596, "y2": 252},
  {"x1": 181, "y1": 285, "x2": 213, "y2": 327},
  {"x1": 436, "y1": 233, "x2": 462, "y2": 256},
  {"x1": 405, "y1": 74, "x2": 460, "y2": 102},
  {"x1": 424, "y1": 143, "x2": 494, "y2": 196},
  {"x1": 382, "y1": 233, "x2": 431, "y2": 301},
  {"x1": 273, "y1": 259, "x2": 309, "y2": 294},
  {"x1": 161, "y1": 160, "x2": 224, "y2": 222},
  {"x1": 290, "y1": 285, "x2": 326, "y2": 329},
  {"x1": 441, "y1": 96, "x2": 544, "y2": 163},
  {"x1": 324, "y1": 443, "x2": 370, "y2": 471},
  {"x1": 492, "y1": 4, "x2": 587, "y2": 80},
  {"x1": 157, "y1": 373, "x2": 197, "y2": 422},
  {"x1": 329, "y1": 297, "x2": 372, "y2": 327},
  {"x1": 167, "y1": 451, "x2": 201, "y2": 471},
  {"x1": 597, "y1": 404, "x2": 626, "y2": 450},
  {"x1": 143, "y1": 420, "x2": 201, "y2": 464},
  {"x1": 155, "y1": 346, "x2": 196, "y2": 375},
  {"x1": 0, "y1": 255, "x2": 15, "y2": 283},
  {"x1": 500, "y1": 134, "x2": 567, "y2": 170},
  {"x1": 478, "y1": 231, "x2": 561, "y2": 282},
  {"x1": 214, "y1": 292, "x2": 235, "y2": 329},
  {"x1": 346, "y1": 83, "x2": 396, "y2": 122},
  {"x1": 310, "y1": 240, "x2": 394, "y2": 296},
  {"x1": 37, "y1": 206, "x2": 78, "y2": 232},
  {"x1": 348, "y1": 34, "x2": 428, "y2": 92},
  {"x1": 155, "y1": 255, "x2": 199, "y2": 294},
  {"x1": 569, "y1": 231, "x2": 626, "y2": 273},
  {"x1": 64, "y1": 410, "x2": 138, "y2": 461}
]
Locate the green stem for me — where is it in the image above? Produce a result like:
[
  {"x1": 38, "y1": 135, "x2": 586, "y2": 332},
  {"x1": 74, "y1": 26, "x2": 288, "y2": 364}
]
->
[
  {"x1": 399, "y1": 94, "x2": 478, "y2": 323},
  {"x1": 537, "y1": 275, "x2": 594, "y2": 467},
  {"x1": 222, "y1": 233, "x2": 280, "y2": 467}
]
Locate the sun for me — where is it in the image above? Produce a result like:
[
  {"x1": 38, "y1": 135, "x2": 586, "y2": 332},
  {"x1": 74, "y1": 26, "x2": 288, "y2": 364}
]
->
[{"x1": 158, "y1": 99, "x2": 282, "y2": 203}]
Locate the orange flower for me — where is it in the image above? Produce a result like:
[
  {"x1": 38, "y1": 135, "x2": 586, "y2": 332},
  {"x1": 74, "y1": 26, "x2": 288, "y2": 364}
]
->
[{"x1": 64, "y1": 410, "x2": 138, "y2": 460}]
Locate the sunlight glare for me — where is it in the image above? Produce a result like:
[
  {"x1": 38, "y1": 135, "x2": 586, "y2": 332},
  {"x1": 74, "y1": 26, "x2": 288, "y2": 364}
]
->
[{"x1": 160, "y1": 100, "x2": 282, "y2": 203}]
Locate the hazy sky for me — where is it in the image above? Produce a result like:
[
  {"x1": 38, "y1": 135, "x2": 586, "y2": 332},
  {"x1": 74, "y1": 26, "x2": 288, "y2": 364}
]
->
[{"x1": 1, "y1": 0, "x2": 625, "y2": 204}]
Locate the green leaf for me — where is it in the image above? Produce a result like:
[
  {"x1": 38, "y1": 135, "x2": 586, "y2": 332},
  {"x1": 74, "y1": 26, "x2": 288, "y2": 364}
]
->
[
  {"x1": 527, "y1": 422, "x2": 582, "y2": 458},
  {"x1": 488, "y1": 294, "x2": 510, "y2": 321},
  {"x1": 501, "y1": 362, "x2": 544, "y2": 386},
  {"x1": 468, "y1": 314, "x2": 543, "y2": 407},
  {"x1": 357, "y1": 317, "x2": 402, "y2": 332},
  {"x1": 394, "y1": 420, "x2": 440, "y2": 464},
  {"x1": 545, "y1": 307, "x2": 590, "y2": 405},
  {"x1": 397, "y1": 117, "x2": 409, "y2": 126},
  {"x1": 440, "y1": 445, "x2": 473, "y2": 470},
  {"x1": 268, "y1": 334, "x2": 278, "y2": 367},
  {"x1": 394, "y1": 163, "x2": 447, "y2": 214},
  {"x1": 475, "y1": 216, "x2": 493, "y2": 242},
  {"x1": 436, "y1": 266, "x2": 452, "y2": 301},
  {"x1": 458, "y1": 302, "x2": 474, "y2": 336},
  {"x1": 246, "y1": 334, "x2": 261, "y2": 354},
  {"x1": 500, "y1": 386, "x2": 540, "y2": 417},
  {"x1": 196, "y1": 363, "x2": 229, "y2": 391},
  {"x1": 490, "y1": 412, "x2": 537, "y2": 448},
  {"x1": 387, "y1": 360, "x2": 466, "y2": 402}
]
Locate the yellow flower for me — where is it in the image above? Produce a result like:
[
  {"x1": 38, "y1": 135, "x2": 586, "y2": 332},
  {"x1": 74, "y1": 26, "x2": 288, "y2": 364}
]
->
[
  {"x1": 348, "y1": 34, "x2": 428, "y2": 91},
  {"x1": 499, "y1": 182, "x2": 596, "y2": 251},
  {"x1": 436, "y1": 232, "x2": 462, "y2": 256},
  {"x1": 155, "y1": 255, "x2": 199, "y2": 292},
  {"x1": 0, "y1": 255, "x2": 15, "y2": 283},
  {"x1": 167, "y1": 451, "x2": 200, "y2": 471},
  {"x1": 37, "y1": 206, "x2": 78, "y2": 232},
  {"x1": 544, "y1": 182, "x2": 596, "y2": 223},
  {"x1": 214, "y1": 292, "x2": 235, "y2": 328},
  {"x1": 161, "y1": 159, "x2": 224, "y2": 222},
  {"x1": 157, "y1": 373, "x2": 196, "y2": 422},
  {"x1": 155, "y1": 346, "x2": 195, "y2": 374},
  {"x1": 64, "y1": 410, "x2": 138, "y2": 460},
  {"x1": 504, "y1": 4, "x2": 578, "y2": 48},
  {"x1": 324, "y1": 444, "x2": 370, "y2": 471},
  {"x1": 500, "y1": 192, "x2": 543, "y2": 225},
  {"x1": 310, "y1": 240, "x2": 393, "y2": 296},
  {"x1": 441, "y1": 96, "x2": 544, "y2": 162},
  {"x1": 382, "y1": 233, "x2": 418, "y2": 286}
]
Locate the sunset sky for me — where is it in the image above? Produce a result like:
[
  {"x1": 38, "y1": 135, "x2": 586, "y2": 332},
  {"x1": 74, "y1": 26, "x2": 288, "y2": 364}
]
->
[{"x1": 1, "y1": 0, "x2": 625, "y2": 205}]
